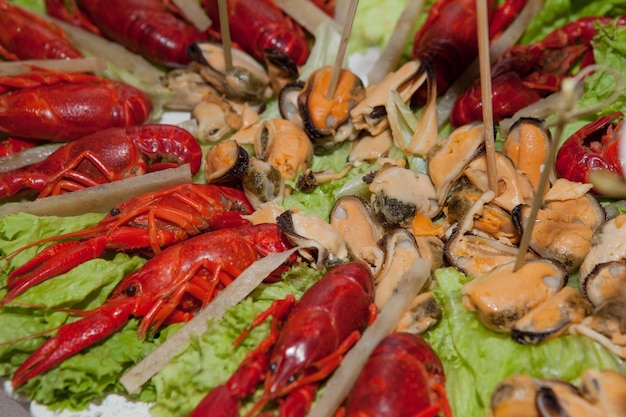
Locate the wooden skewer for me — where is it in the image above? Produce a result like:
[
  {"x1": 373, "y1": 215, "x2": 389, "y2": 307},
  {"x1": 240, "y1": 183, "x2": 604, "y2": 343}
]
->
[
  {"x1": 514, "y1": 78, "x2": 577, "y2": 271},
  {"x1": 217, "y1": 0, "x2": 233, "y2": 72},
  {"x1": 476, "y1": 0, "x2": 497, "y2": 194},
  {"x1": 326, "y1": 0, "x2": 359, "y2": 99}
]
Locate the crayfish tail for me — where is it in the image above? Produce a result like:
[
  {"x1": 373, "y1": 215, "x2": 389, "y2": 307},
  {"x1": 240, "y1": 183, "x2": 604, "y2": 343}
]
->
[{"x1": 190, "y1": 385, "x2": 240, "y2": 417}]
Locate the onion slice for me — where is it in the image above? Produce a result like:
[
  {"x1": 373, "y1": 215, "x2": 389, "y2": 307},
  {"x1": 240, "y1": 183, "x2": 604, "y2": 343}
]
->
[
  {"x1": 307, "y1": 257, "x2": 431, "y2": 417},
  {"x1": 120, "y1": 247, "x2": 299, "y2": 394},
  {"x1": 274, "y1": 0, "x2": 341, "y2": 35},
  {"x1": 172, "y1": 0, "x2": 212, "y2": 31},
  {"x1": 0, "y1": 57, "x2": 107, "y2": 76},
  {"x1": 48, "y1": 18, "x2": 163, "y2": 85},
  {"x1": 0, "y1": 144, "x2": 64, "y2": 173},
  {"x1": 0, "y1": 165, "x2": 192, "y2": 217}
]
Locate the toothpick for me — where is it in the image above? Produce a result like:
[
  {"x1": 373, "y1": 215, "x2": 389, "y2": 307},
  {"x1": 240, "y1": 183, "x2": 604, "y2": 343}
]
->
[
  {"x1": 326, "y1": 0, "x2": 359, "y2": 99},
  {"x1": 514, "y1": 78, "x2": 577, "y2": 271},
  {"x1": 476, "y1": 0, "x2": 497, "y2": 194},
  {"x1": 217, "y1": 0, "x2": 233, "y2": 72}
]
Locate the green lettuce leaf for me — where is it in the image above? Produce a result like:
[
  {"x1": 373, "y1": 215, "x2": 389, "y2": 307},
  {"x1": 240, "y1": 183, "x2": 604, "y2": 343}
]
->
[{"x1": 423, "y1": 267, "x2": 625, "y2": 417}]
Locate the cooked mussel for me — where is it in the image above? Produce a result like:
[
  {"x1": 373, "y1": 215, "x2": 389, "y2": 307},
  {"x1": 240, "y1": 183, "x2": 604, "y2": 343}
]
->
[
  {"x1": 276, "y1": 209, "x2": 348, "y2": 267},
  {"x1": 579, "y1": 369, "x2": 626, "y2": 417},
  {"x1": 204, "y1": 139, "x2": 249, "y2": 185},
  {"x1": 461, "y1": 259, "x2": 568, "y2": 333},
  {"x1": 502, "y1": 117, "x2": 552, "y2": 191},
  {"x1": 368, "y1": 164, "x2": 439, "y2": 228},
  {"x1": 329, "y1": 196, "x2": 385, "y2": 272},
  {"x1": 297, "y1": 65, "x2": 366, "y2": 147},
  {"x1": 263, "y1": 48, "x2": 299, "y2": 96},
  {"x1": 278, "y1": 81, "x2": 305, "y2": 129},
  {"x1": 490, "y1": 375, "x2": 542, "y2": 417},
  {"x1": 395, "y1": 291, "x2": 443, "y2": 334},
  {"x1": 373, "y1": 229, "x2": 432, "y2": 308},
  {"x1": 427, "y1": 123, "x2": 485, "y2": 205},
  {"x1": 463, "y1": 151, "x2": 534, "y2": 213},
  {"x1": 187, "y1": 41, "x2": 271, "y2": 103},
  {"x1": 513, "y1": 179, "x2": 605, "y2": 273},
  {"x1": 241, "y1": 157, "x2": 285, "y2": 209},
  {"x1": 579, "y1": 214, "x2": 626, "y2": 305},
  {"x1": 254, "y1": 118, "x2": 313, "y2": 180},
  {"x1": 511, "y1": 286, "x2": 592, "y2": 345},
  {"x1": 350, "y1": 60, "x2": 427, "y2": 136}
]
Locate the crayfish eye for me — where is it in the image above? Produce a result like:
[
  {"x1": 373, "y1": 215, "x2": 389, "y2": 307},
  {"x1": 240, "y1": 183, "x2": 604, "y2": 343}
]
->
[
  {"x1": 268, "y1": 362, "x2": 277, "y2": 374},
  {"x1": 287, "y1": 375, "x2": 296, "y2": 384},
  {"x1": 110, "y1": 207, "x2": 121, "y2": 216},
  {"x1": 123, "y1": 284, "x2": 137, "y2": 297}
]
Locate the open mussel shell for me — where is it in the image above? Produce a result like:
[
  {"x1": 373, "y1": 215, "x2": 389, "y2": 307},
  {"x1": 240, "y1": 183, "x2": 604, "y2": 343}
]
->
[
  {"x1": 187, "y1": 41, "x2": 270, "y2": 103},
  {"x1": 204, "y1": 139, "x2": 249, "y2": 186},
  {"x1": 461, "y1": 259, "x2": 568, "y2": 333},
  {"x1": 580, "y1": 261, "x2": 626, "y2": 307},
  {"x1": 535, "y1": 382, "x2": 606, "y2": 417},
  {"x1": 329, "y1": 195, "x2": 385, "y2": 273},
  {"x1": 373, "y1": 228, "x2": 432, "y2": 308},
  {"x1": 278, "y1": 80, "x2": 305, "y2": 129},
  {"x1": 502, "y1": 117, "x2": 552, "y2": 190},
  {"x1": 276, "y1": 209, "x2": 348, "y2": 267},
  {"x1": 511, "y1": 286, "x2": 592, "y2": 345},
  {"x1": 395, "y1": 291, "x2": 443, "y2": 335},
  {"x1": 579, "y1": 214, "x2": 626, "y2": 303},
  {"x1": 263, "y1": 48, "x2": 299, "y2": 95}
]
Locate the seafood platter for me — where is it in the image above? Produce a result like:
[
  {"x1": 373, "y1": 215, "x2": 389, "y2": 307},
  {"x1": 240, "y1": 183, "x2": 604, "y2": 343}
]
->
[{"x1": 1, "y1": 0, "x2": 626, "y2": 416}]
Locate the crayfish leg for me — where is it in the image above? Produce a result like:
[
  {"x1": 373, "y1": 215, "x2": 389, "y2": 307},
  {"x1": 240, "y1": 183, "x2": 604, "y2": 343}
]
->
[{"x1": 233, "y1": 295, "x2": 296, "y2": 347}]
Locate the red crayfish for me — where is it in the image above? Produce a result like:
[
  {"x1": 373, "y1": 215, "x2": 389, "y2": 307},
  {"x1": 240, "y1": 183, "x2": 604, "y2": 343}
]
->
[
  {"x1": 555, "y1": 111, "x2": 624, "y2": 187},
  {"x1": 45, "y1": 0, "x2": 207, "y2": 67},
  {"x1": 0, "y1": 68, "x2": 152, "y2": 141},
  {"x1": 1, "y1": 183, "x2": 253, "y2": 304},
  {"x1": 0, "y1": 124, "x2": 202, "y2": 199},
  {"x1": 411, "y1": 0, "x2": 528, "y2": 104},
  {"x1": 11, "y1": 222, "x2": 294, "y2": 387},
  {"x1": 190, "y1": 261, "x2": 376, "y2": 417},
  {"x1": 451, "y1": 15, "x2": 626, "y2": 127},
  {"x1": 201, "y1": 0, "x2": 311, "y2": 66},
  {"x1": 336, "y1": 332, "x2": 452, "y2": 417},
  {"x1": 0, "y1": 0, "x2": 83, "y2": 61}
]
